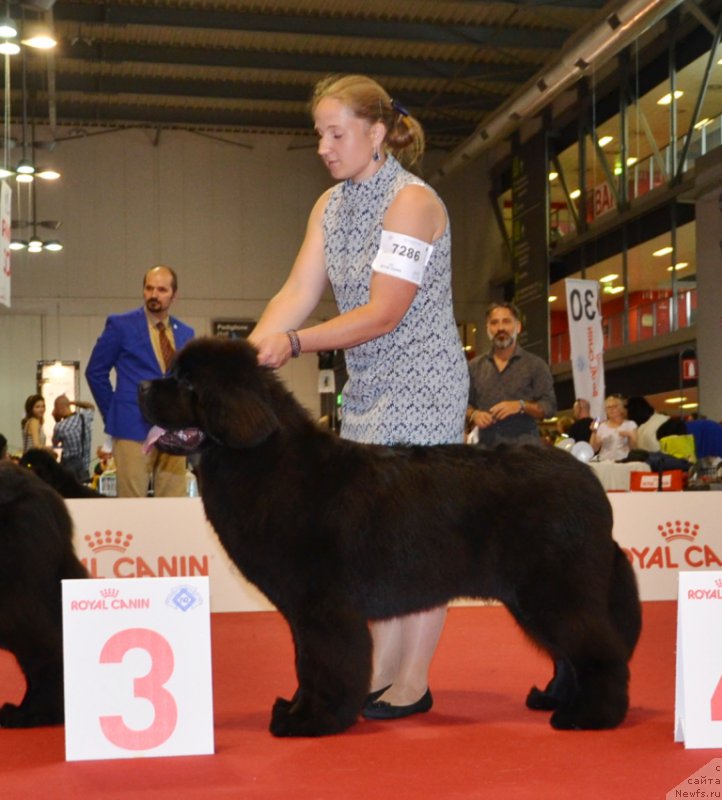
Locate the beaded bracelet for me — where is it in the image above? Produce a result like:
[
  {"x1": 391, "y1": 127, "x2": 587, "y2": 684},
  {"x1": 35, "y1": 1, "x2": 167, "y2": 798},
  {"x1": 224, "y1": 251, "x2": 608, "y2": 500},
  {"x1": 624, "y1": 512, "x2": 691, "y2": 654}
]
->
[{"x1": 286, "y1": 329, "x2": 302, "y2": 358}]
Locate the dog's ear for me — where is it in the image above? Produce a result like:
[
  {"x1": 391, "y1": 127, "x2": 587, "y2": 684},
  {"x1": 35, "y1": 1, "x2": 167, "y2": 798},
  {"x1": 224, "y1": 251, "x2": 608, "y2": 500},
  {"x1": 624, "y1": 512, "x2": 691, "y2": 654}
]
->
[{"x1": 199, "y1": 388, "x2": 280, "y2": 448}]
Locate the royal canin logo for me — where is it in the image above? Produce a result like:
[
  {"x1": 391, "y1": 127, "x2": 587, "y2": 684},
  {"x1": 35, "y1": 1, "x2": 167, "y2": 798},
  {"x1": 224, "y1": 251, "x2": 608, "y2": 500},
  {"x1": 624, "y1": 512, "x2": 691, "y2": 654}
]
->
[{"x1": 623, "y1": 520, "x2": 722, "y2": 571}]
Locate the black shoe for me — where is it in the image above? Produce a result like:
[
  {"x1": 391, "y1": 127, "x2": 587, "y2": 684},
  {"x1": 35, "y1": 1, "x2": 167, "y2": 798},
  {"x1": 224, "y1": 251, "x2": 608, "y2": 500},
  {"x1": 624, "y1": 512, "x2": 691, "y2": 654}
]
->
[
  {"x1": 362, "y1": 688, "x2": 433, "y2": 720},
  {"x1": 365, "y1": 684, "x2": 392, "y2": 706}
]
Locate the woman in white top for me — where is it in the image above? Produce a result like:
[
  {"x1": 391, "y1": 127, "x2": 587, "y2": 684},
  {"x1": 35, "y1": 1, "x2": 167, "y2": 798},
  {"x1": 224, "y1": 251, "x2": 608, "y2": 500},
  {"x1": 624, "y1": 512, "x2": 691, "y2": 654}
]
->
[
  {"x1": 590, "y1": 394, "x2": 638, "y2": 461},
  {"x1": 21, "y1": 394, "x2": 47, "y2": 453}
]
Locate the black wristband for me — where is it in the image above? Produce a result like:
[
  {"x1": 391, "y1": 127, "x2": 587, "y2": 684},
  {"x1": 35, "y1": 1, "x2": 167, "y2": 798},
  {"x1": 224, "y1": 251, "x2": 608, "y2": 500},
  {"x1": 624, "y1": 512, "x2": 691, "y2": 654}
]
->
[{"x1": 286, "y1": 330, "x2": 302, "y2": 358}]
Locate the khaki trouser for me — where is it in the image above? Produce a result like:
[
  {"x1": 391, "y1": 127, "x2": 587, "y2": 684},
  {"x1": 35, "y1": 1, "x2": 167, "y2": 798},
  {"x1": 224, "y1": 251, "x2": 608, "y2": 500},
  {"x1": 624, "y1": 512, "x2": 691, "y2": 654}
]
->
[{"x1": 113, "y1": 438, "x2": 187, "y2": 498}]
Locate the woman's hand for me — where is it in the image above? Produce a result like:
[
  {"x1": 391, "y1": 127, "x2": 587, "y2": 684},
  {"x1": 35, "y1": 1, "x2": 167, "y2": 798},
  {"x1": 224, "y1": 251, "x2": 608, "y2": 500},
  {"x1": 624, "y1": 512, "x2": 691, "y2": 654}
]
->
[{"x1": 253, "y1": 333, "x2": 294, "y2": 369}]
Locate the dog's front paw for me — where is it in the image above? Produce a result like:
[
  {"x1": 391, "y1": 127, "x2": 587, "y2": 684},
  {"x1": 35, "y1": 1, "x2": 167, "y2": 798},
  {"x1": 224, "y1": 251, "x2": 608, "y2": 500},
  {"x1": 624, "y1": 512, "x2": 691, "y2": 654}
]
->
[
  {"x1": 526, "y1": 685, "x2": 560, "y2": 711},
  {"x1": 269, "y1": 695, "x2": 353, "y2": 737},
  {"x1": 0, "y1": 702, "x2": 63, "y2": 728}
]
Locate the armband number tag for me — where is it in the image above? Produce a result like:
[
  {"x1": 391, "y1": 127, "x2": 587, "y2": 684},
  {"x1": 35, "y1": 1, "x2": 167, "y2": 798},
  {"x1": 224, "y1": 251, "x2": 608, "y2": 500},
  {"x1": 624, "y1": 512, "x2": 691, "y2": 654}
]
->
[{"x1": 371, "y1": 231, "x2": 433, "y2": 286}]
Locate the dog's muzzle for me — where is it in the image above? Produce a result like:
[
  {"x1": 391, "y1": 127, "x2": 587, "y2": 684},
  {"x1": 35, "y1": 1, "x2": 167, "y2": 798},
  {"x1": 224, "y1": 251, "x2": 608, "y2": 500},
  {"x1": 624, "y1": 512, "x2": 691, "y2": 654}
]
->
[{"x1": 143, "y1": 425, "x2": 206, "y2": 456}]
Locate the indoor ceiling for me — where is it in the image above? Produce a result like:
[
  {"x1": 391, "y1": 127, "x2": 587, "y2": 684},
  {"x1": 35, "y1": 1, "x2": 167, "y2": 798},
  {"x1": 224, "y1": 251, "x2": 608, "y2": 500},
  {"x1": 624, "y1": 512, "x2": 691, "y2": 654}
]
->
[{"x1": 10, "y1": 0, "x2": 612, "y2": 152}]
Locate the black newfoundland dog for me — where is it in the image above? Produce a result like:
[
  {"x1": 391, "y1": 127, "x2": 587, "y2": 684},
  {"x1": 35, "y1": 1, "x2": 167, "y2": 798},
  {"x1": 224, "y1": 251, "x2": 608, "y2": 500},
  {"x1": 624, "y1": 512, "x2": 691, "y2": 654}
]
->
[
  {"x1": 139, "y1": 337, "x2": 641, "y2": 738},
  {"x1": 0, "y1": 462, "x2": 88, "y2": 726}
]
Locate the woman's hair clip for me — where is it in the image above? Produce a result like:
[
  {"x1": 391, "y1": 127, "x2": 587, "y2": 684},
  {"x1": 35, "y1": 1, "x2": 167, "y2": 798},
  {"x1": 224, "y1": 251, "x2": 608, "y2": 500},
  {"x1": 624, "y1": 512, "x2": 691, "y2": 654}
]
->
[{"x1": 391, "y1": 98, "x2": 409, "y2": 117}]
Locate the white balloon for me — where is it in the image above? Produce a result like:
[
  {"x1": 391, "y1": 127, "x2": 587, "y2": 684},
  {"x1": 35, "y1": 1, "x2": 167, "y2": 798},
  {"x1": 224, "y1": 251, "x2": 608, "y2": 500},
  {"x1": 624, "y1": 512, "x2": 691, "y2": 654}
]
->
[{"x1": 571, "y1": 440, "x2": 595, "y2": 463}]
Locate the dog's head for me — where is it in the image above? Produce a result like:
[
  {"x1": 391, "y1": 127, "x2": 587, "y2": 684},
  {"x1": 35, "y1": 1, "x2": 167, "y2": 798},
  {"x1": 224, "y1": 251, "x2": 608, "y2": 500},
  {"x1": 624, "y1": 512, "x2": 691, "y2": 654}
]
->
[{"x1": 139, "y1": 337, "x2": 281, "y2": 452}]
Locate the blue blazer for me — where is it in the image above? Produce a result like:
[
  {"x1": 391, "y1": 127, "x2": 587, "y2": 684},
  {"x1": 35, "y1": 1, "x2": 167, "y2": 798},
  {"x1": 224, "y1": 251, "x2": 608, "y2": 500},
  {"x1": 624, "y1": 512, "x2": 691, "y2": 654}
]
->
[{"x1": 86, "y1": 306, "x2": 195, "y2": 442}]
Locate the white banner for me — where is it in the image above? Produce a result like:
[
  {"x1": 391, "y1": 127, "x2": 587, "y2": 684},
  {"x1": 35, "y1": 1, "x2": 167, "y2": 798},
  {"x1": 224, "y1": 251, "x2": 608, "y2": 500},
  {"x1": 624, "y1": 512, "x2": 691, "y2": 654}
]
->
[
  {"x1": 565, "y1": 278, "x2": 605, "y2": 420},
  {"x1": 0, "y1": 180, "x2": 11, "y2": 308}
]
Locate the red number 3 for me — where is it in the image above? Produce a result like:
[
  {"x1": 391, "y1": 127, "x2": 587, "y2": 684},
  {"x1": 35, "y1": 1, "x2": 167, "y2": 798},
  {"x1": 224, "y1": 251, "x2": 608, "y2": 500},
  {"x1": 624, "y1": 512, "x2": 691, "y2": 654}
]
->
[{"x1": 99, "y1": 628, "x2": 178, "y2": 750}]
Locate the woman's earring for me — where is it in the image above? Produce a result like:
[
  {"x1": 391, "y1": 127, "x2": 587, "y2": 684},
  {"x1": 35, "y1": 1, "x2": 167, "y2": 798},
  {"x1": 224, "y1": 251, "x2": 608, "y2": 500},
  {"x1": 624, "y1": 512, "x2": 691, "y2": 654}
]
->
[{"x1": 372, "y1": 148, "x2": 380, "y2": 162}]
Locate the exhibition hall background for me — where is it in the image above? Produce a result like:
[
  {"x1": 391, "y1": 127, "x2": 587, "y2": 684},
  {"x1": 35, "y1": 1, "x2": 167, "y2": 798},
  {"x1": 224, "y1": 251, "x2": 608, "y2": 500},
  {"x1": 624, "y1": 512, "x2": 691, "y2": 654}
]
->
[{"x1": 0, "y1": 130, "x2": 497, "y2": 451}]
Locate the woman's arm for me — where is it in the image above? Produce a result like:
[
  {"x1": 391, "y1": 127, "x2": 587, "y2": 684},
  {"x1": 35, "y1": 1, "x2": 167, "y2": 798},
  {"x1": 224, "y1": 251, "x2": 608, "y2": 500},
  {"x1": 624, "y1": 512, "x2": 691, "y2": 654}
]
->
[
  {"x1": 27, "y1": 417, "x2": 43, "y2": 448},
  {"x1": 252, "y1": 184, "x2": 446, "y2": 368}
]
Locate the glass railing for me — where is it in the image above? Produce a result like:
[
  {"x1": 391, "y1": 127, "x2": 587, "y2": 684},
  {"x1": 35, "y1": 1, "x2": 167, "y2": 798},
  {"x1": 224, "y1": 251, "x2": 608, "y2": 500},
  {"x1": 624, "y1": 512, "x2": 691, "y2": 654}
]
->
[
  {"x1": 550, "y1": 112, "x2": 722, "y2": 240},
  {"x1": 550, "y1": 288, "x2": 697, "y2": 365}
]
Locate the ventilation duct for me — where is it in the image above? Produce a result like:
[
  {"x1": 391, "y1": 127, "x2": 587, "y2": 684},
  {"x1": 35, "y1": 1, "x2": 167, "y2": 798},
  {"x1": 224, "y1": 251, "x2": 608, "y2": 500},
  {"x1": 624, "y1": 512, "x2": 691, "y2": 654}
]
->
[{"x1": 428, "y1": 0, "x2": 686, "y2": 184}]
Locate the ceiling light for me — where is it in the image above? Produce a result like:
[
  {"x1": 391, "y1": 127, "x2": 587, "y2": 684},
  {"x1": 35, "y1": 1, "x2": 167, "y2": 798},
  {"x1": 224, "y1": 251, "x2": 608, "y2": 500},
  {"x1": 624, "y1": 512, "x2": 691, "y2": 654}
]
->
[
  {"x1": 602, "y1": 285, "x2": 625, "y2": 295},
  {"x1": 657, "y1": 90, "x2": 683, "y2": 105},
  {"x1": 653, "y1": 246, "x2": 673, "y2": 257},
  {"x1": 681, "y1": 402, "x2": 699, "y2": 410},
  {"x1": 626, "y1": 156, "x2": 638, "y2": 166},
  {"x1": 21, "y1": 22, "x2": 57, "y2": 50},
  {"x1": 0, "y1": 40, "x2": 19, "y2": 54},
  {"x1": 599, "y1": 273, "x2": 619, "y2": 283},
  {"x1": 569, "y1": 189, "x2": 581, "y2": 199},
  {"x1": 666, "y1": 262, "x2": 689, "y2": 272},
  {"x1": 43, "y1": 239, "x2": 63, "y2": 252},
  {"x1": 548, "y1": 171, "x2": 558, "y2": 181},
  {"x1": 548, "y1": 295, "x2": 557, "y2": 303},
  {"x1": 598, "y1": 135, "x2": 614, "y2": 147},
  {"x1": 36, "y1": 167, "x2": 60, "y2": 180},
  {"x1": 27, "y1": 242, "x2": 43, "y2": 253},
  {"x1": 694, "y1": 118, "x2": 712, "y2": 130},
  {"x1": 664, "y1": 396, "x2": 687, "y2": 404},
  {"x1": 0, "y1": 165, "x2": 12, "y2": 179},
  {"x1": 9, "y1": 239, "x2": 27, "y2": 250},
  {"x1": 15, "y1": 158, "x2": 34, "y2": 175},
  {"x1": 0, "y1": 17, "x2": 17, "y2": 39},
  {"x1": 15, "y1": 172, "x2": 33, "y2": 183}
]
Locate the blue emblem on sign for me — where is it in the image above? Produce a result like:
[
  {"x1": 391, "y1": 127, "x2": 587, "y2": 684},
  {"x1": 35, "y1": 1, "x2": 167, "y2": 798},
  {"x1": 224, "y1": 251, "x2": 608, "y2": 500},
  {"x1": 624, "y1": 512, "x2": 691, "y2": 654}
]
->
[
  {"x1": 575, "y1": 355, "x2": 587, "y2": 372},
  {"x1": 166, "y1": 585, "x2": 203, "y2": 613}
]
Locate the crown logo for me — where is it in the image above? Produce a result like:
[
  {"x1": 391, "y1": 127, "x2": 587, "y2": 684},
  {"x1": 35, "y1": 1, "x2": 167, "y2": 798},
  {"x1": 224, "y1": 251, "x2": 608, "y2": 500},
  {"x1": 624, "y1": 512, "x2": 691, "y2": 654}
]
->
[
  {"x1": 84, "y1": 530, "x2": 134, "y2": 553},
  {"x1": 715, "y1": 578, "x2": 722, "y2": 588},
  {"x1": 100, "y1": 588, "x2": 119, "y2": 598},
  {"x1": 657, "y1": 520, "x2": 700, "y2": 543}
]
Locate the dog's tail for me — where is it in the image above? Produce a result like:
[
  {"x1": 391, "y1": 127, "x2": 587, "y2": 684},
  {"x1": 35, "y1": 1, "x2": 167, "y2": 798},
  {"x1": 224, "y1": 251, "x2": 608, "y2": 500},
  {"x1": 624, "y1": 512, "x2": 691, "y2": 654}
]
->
[{"x1": 608, "y1": 542, "x2": 642, "y2": 659}]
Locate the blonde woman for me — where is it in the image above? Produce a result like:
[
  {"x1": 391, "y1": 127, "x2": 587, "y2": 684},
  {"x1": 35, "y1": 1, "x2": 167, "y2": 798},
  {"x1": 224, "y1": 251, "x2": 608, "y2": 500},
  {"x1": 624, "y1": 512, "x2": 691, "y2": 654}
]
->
[
  {"x1": 590, "y1": 395, "x2": 638, "y2": 461},
  {"x1": 250, "y1": 74, "x2": 468, "y2": 719}
]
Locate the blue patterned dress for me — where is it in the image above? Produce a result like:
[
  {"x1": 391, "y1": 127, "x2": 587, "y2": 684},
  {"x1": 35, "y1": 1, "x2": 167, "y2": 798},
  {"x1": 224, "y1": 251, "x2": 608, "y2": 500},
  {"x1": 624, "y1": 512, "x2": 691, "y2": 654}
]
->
[{"x1": 323, "y1": 155, "x2": 468, "y2": 446}]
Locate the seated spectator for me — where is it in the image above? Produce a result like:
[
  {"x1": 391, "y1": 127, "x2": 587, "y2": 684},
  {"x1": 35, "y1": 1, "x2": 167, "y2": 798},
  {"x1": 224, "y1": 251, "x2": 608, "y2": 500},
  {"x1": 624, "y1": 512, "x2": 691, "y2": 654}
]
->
[
  {"x1": 626, "y1": 396, "x2": 670, "y2": 453},
  {"x1": 568, "y1": 398, "x2": 594, "y2": 443},
  {"x1": 0, "y1": 433, "x2": 8, "y2": 460},
  {"x1": 590, "y1": 394, "x2": 638, "y2": 461}
]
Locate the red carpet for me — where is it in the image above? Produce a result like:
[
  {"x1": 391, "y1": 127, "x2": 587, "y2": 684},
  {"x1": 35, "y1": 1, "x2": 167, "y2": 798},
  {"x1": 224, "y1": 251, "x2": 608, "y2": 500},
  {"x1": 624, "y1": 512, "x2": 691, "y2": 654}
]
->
[{"x1": 0, "y1": 602, "x2": 715, "y2": 799}]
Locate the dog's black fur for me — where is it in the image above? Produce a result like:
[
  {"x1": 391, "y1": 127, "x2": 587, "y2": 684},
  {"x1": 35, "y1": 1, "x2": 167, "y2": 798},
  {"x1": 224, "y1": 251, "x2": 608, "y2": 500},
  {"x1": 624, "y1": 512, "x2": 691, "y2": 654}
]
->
[
  {"x1": 139, "y1": 337, "x2": 642, "y2": 737},
  {"x1": 0, "y1": 462, "x2": 88, "y2": 726},
  {"x1": 19, "y1": 448, "x2": 100, "y2": 499}
]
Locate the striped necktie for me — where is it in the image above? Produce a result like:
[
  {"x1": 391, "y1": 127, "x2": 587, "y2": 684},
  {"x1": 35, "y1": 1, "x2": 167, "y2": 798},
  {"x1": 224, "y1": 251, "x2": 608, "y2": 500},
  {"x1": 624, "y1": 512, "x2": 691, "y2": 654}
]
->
[{"x1": 156, "y1": 321, "x2": 175, "y2": 372}]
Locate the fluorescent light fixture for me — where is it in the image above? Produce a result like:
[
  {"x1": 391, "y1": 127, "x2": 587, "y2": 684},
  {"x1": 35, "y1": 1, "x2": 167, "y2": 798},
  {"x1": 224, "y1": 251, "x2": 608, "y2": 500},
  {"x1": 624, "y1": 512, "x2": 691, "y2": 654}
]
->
[
  {"x1": 666, "y1": 262, "x2": 689, "y2": 272},
  {"x1": 664, "y1": 396, "x2": 687, "y2": 404},
  {"x1": 657, "y1": 90, "x2": 683, "y2": 105},
  {"x1": 653, "y1": 246, "x2": 673, "y2": 257},
  {"x1": 569, "y1": 189, "x2": 581, "y2": 199},
  {"x1": 626, "y1": 156, "x2": 638, "y2": 166},
  {"x1": 681, "y1": 402, "x2": 699, "y2": 410},
  {"x1": 694, "y1": 118, "x2": 712, "y2": 130},
  {"x1": 548, "y1": 295, "x2": 558, "y2": 303},
  {"x1": 599, "y1": 273, "x2": 619, "y2": 283},
  {"x1": 607, "y1": 285, "x2": 625, "y2": 294},
  {"x1": 598, "y1": 135, "x2": 614, "y2": 147},
  {"x1": 548, "y1": 171, "x2": 558, "y2": 181}
]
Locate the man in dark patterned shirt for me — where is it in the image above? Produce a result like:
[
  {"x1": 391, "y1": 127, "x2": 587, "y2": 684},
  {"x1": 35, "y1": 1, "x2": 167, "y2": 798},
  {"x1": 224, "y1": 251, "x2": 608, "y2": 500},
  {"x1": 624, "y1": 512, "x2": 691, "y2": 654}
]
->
[
  {"x1": 466, "y1": 302, "x2": 557, "y2": 446},
  {"x1": 52, "y1": 395, "x2": 95, "y2": 481}
]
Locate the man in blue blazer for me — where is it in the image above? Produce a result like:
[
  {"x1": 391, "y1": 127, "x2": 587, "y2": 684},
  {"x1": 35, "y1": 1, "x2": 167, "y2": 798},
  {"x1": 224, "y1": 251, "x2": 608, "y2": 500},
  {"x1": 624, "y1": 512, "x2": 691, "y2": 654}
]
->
[{"x1": 86, "y1": 265, "x2": 195, "y2": 497}]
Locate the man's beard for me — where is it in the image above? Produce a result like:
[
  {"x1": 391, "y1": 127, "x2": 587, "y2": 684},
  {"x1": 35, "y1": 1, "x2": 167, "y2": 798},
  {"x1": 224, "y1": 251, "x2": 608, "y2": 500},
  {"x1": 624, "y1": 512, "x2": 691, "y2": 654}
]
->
[
  {"x1": 491, "y1": 331, "x2": 516, "y2": 350},
  {"x1": 146, "y1": 298, "x2": 162, "y2": 312}
]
